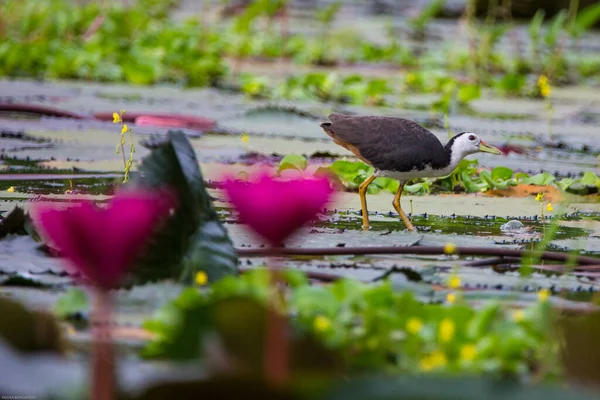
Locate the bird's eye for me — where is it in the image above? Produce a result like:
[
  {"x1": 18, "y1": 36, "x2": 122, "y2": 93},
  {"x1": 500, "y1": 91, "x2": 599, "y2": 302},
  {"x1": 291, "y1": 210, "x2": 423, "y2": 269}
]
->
[{"x1": 468, "y1": 135, "x2": 476, "y2": 141}]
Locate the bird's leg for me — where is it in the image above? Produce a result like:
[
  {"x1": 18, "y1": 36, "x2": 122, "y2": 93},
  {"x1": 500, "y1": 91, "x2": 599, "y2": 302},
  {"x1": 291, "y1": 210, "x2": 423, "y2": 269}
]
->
[
  {"x1": 393, "y1": 181, "x2": 416, "y2": 231},
  {"x1": 358, "y1": 174, "x2": 376, "y2": 231}
]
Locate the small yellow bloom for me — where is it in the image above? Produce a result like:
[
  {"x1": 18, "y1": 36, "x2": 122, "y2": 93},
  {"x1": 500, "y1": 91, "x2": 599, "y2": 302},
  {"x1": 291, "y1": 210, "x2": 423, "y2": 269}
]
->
[
  {"x1": 240, "y1": 132, "x2": 249, "y2": 144},
  {"x1": 448, "y1": 275, "x2": 461, "y2": 289},
  {"x1": 537, "y1": 75, "x2": 551, "y2": 98},
  {"x1": 460, "y1": 344, "x2": 477, "y2": 361},
  {"x1": 314, "y1": 315, "x2": 332, "y2": 332},
  {"x1": 406, "y1": 73, "x2": 416, "y2": 84},
  {"x1": 446, "y1": 292, "x2": 457, "y2": 304},
  {"x1": 121, "y1": 124, "x2": 129, "y2": 134},
  {"x1": 6, "y1": 186, "x2": 15, "y2": 192},
  {"x1": 541, "y1": 85, "x2": 551, "y2": 98},
  {"x1": 406, "y1": 317, "x2": 423, "y2": 335},
  {"x1": 535, "y1": 193, "x2": 544, "y2": 202},
  {"x1": 113, "y1": 112, "x2": 122, "y2": 123},
  {"x1": 195, "y1": 271, "x2": 208, "y2": 286},
  {"x1": 439, "y1": 318, "x2": 455, "y2": 343},
  {"x1": 444, "y1": 243, "x2": 456, "y2": 255},
  {"x1": 512, "y1": 309, "x2": 525, "y2": 322},
  {"x1": 546, "y1": 203, "x2": 553, "y2": 212},
  {"x1": 538, "y1": 288, "x2": 550, "y2": 302},
  {"x1": 420, "y1": 350, "x2": 447, "y2": 371}
]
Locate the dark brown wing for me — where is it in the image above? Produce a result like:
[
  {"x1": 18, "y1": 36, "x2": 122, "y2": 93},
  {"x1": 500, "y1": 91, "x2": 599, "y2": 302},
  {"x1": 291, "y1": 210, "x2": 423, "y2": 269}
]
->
[{"x1": 321, "y1": 114, "x2": 449, "y2": 172}]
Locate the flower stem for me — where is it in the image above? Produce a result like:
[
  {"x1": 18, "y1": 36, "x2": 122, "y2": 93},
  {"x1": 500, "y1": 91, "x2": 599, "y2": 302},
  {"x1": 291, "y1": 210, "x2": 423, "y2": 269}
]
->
[
  {"x1": 92, "y1": 290, "x2": 115, "y2": 400},
  {"x1": 264, "y1": 247, "x2": 289, "y2": 387}
]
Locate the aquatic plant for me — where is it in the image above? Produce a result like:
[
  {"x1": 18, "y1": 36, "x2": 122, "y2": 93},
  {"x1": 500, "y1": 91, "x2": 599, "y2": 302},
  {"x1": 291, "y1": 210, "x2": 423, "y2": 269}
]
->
[
  {"x1": 113, "y1": 111, "x2": 136, "y2": 183},
  {"x1": 142, "y1": 268, "x2": 559, "y2": 379},
  {"x1": 33, "y1": 188, "x2": 174, "y2": 400}
]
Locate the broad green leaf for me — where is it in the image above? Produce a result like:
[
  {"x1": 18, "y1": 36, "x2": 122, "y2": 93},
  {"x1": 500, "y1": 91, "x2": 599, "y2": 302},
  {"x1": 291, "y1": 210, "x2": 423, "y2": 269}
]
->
[
  {"x1": 578, "y1": 171, "x2": 600, "y2": 187},
  {"x1": 277, "y1": 154, "x2": 308, "y2": 173},
  {"x1": 520, "y1": 172, "x2": 555, "y2": 186},
  {"x1": 491, "y1": 166, "x2": 513, "y2": 181},
  {"x1": 131, "y1": 130, "x2": 238, "y2": 284}
]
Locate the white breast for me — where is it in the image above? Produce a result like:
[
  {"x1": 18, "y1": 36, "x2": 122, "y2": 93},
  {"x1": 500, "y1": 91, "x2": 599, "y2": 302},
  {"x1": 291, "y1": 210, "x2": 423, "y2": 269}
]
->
[{"x1": 374, "y1": 152, "x2": 465, "y2": 181}]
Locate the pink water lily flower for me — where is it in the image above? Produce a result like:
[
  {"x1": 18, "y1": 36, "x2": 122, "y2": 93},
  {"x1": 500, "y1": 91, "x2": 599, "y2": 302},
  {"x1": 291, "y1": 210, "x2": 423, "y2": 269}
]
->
[
  {"x1": 34, "y1": 189, "x2": 174, "y2": 290},
  {"x1": 222, "y1": 174, "x2": 334, "y2": 245}
]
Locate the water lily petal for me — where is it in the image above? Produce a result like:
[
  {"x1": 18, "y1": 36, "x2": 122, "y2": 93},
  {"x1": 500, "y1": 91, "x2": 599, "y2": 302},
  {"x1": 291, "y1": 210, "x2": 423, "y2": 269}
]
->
[
  {"x1": 223, "y1": 174, "x2": 333, "y2": 245},
  {"x1": 35, "y1": 189, "x2": 174, "y2": 290}
]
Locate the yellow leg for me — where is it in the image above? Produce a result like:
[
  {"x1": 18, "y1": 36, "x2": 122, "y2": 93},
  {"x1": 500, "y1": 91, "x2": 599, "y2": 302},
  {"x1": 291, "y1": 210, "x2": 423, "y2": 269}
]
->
[
  {"x1": 393, "y1": 182, "x2": 416, "y2": 231},
  {"x1": 358, "y1": 174, "x2": 376, "y2": 231}
]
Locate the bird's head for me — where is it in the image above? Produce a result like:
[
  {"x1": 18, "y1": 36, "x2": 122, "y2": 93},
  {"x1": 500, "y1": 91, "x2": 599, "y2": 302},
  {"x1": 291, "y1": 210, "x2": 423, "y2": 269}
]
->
[{"x1": 448, "y1": 132, "x2": 503, "y2": 158}]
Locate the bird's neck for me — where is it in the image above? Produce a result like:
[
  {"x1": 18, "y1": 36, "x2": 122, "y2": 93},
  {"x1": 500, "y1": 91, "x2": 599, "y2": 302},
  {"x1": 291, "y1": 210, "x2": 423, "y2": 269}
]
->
[{"x1": 444, "y1": 145, "x2": 468, "y2": 171}]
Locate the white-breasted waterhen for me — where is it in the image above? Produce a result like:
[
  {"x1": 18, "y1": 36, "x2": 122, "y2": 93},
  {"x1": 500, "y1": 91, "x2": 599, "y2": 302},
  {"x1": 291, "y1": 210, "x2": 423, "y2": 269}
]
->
[{"x1": 321, "y1": 114, "x2": 503, "y2": 231}]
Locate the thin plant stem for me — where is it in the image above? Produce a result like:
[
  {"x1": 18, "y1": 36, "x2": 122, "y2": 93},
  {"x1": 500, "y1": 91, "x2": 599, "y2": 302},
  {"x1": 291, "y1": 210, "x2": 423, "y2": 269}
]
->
[
  {"x1": 92, "y1": 290, "x2": 115, "y2": 400},
  {"x1": 263, "y1": 246, "x2": 289, "y2": 387}
]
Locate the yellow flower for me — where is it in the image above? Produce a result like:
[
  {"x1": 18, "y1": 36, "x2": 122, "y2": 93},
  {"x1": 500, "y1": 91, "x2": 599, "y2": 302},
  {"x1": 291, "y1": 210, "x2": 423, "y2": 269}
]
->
[
  {"x1": 537, "y1": 75, "x2": 551, "y2": 98},
  {"x1": 195, "y1": 271, "x2": 208, "y2": 286},
  {"x1": 512, "y1": 309, "x2": 525, "y2": 322},
  {"x1": 121, "y1": 124, "x2": 129, "y2": 134},
  {"x1": 439, "y1": 318, "x2": 455, "y2": 343},
  {"x1": 314, "y1": 315, "x2": 332, "y2": 332},
  {"x1": 420, "y1": 350, "x2": 447, "y2": 371},
  {"x1": 240, "y1": 132, "x2": 249, "y2": 144},
  {"x1": 443, "y1": 243, "x2": 456, "y2": 255},
  {"x1": 541, "y1": 85, "x2": 551, "y2": 98},
  {"x1": 460, "y1": 344, "x2": 477, "y2": 361},
  {"x1": 406, "y1": 318, "x2": 423, "y2": 334},
  {"x1": 538, "y1": 288, "x2": 550, "y2": 302},
  {"x1": 546, "y1": 203, "x2": 553, "y2": 212},
  {"x1": 535, "y1": 193, "x2": 544, "y2": 202},
  {"x1": 448, "y1": 275, "x2": 461, "y2": 289},
  {"x1": 446, "y1": 292, "x2": 457, "y2": 304},
  {"x1": 6, "y1": 186, "x2": 15, "y2": 192},
  {"x1": 112, "y1": 112, "x2": 122, "y2": 123},
  {"x1": 406, "y1": 73, "x2": 416, "y2": 84}
]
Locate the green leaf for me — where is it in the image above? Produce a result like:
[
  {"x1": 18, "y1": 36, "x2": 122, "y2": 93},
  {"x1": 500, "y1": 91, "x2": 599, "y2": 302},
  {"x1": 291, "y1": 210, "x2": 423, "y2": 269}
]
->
[
  {"x1": 277, "y1": 154, "x2": 308, "y2": 173},
  {"x1": 53, "y1": 288, "x2": 89, "y2": 319},
  {"x1": 491, "y1": 166, "x2": 513, "y2": 181},
  {"x1": 131, "y1": 131, "x2": 238, "y2": 284},
  {"x1": 578, "y1": 171, "x2": 600, "y2": 187},
  {"x1": 519, "y1": 172, "x2": 555, "y2": 186},
  {"x1": 457, "y1": 84, "x2": 481, "y2": 105},
  {"x1": 529, "y1": 9, "x2": 546, "y2": 42},
  {"x1": 544, "y1": 10, "x2": 567, "y2": 47},
  {"x1": 569, "y1": 2, "x2": 600, "y2": 38}
]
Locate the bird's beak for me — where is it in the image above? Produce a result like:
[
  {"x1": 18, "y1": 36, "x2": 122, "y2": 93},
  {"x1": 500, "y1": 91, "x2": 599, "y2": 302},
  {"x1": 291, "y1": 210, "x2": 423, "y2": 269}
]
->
[{"x1": 479, "y1": 141, "x2": 503, "y2": 155}]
